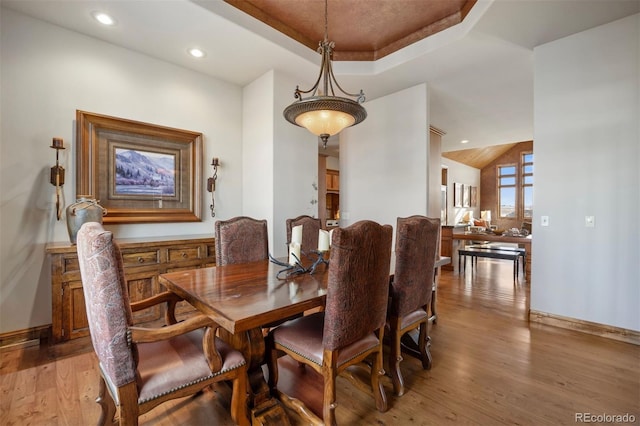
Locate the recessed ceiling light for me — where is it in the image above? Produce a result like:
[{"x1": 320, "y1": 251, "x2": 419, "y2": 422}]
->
[
  {"x1": 461, "y1": 140, "x2": 469, "y2": 144},
  {"x1": 92, "y1": 12, "x2": 115, "y2": 26},
  {"x1": 188, "y1": 48, "x2": 206, "y2": 58}
]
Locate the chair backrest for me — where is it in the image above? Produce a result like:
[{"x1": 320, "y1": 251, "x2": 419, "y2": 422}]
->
[
  {"x1": 389, "y1": 215, "x2": 441, "y2": 318},
  {"x1": 76, "y1": 222, "x2": 137, "y2": 388},
  {"x1": 323, "y1": 220, "x2": 393, "y2": 351},
  {"x1": 286, "y1": 215, "x2": 322, "y2": 254},
  {"x1": 215, "y1": 216, "x2": 269, "y2": 266}
]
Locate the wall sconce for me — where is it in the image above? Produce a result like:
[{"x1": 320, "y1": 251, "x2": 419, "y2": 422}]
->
[
  {"x1": 207, "y1": 157, "x2": 219, "y2": 217},
  {"x1": 50, "y1": 137, "x2": 65, "y2": 220}
]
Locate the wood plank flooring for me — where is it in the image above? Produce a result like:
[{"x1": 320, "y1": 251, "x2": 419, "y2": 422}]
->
[{"x1": 1, "y1": 259, "x2": 638, "y2": 425}]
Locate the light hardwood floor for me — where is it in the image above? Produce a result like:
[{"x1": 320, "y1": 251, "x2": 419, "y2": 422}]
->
[{"x1": 1, "y1": 259, "x2": 638, "y2": 425}]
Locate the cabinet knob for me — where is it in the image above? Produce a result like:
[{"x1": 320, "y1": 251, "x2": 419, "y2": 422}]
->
[
  {"x1": 181, "y1": 252, "x2": 187, "y2": 258},
  {"x1": 137, "y1": 257, "x2": 144, "y2": 263}
]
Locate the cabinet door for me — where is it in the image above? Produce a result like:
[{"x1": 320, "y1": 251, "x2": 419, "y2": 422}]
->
[
  {"x1": 325, "y1": 173, "x2": 334, "y2": 191},
  {"x1": 61, "y1": 279, "x2": 90, "y2": 341},
  {"x1": 326, "y1": 170, "x2": 339, "y2": 191},
  {"x1": 332, "y1": 173, "x2": 339, "y2": 191}
]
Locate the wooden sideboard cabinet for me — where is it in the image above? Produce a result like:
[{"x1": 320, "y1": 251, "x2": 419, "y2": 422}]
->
[{"x1": 45, "y1": 235, "x2": 216, "y2": 344}]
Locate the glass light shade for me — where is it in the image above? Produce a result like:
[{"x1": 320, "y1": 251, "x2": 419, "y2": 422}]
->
[
  {"x1": 283, "y1": 96, "x2": 367, "y2": 140},
  {"x1": 295, "y1": 109, "x2": 355, "y2": 137}
]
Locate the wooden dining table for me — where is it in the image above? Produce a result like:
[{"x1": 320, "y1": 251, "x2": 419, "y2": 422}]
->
[
  {"x1": 158, "y1": 254, "x2": 450, "y2": 425},
  {"x1": 159, "y1": 258, "x2": 328, "y2": 424}
]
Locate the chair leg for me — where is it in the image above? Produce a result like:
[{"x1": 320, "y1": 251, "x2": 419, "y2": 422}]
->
[
  {"x1": 322, "y1": 364, "x2": 338, "y2": 426},
  {"x1": 418, "y1": 321, "x2": 432, "y2": 370},
  {"x1": 230, "y1": 367, "x2": 250, "y2": 426},
  {"x1": 388, "y1": 320, "x2": 405, "y2": 396},
  {"x1": 371, "y1": 345, "x2": 388, "y2": 413},
  {"x1": 117, "y1": 383, "x2": 140, "y2": 426},
  {"x1": 96, "y1": 376, "x2": 116, "y2": 426}
]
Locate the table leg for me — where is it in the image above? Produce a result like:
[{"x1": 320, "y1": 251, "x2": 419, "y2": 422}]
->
[{"x1": 219, "y1": 328, "x2": 291, "y2": 425}]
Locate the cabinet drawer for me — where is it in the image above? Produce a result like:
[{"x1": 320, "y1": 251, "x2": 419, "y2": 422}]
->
[
  {"x1": 60, "y1": 256, "x2": 80, "y2": 274},
  {"x1": 168, "y1": 247, "x2": 201, "y2": 262},
  {"x1": 206, "y1": 243, "x2": 216, "y2": 260},
  {"x1": 121, "y1": 250, "x2": 159, "y2": 267}
]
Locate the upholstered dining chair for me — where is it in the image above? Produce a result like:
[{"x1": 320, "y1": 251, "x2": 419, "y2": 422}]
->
[
  {"x1": 266, "y1": 220, "x2": 393, "y2": 425},
  {"x1": 387, "y1": 215, "x2": 440, "y2": 396},
  {"x1": 285, "y1": 214, "x2": 322, "y2": 255},
  {"x1": 215, "y1": 216, "x2": 269, "y2": 266},
  {"x1": 76, "y1": 222, "x2": 249, "y2": 426}
]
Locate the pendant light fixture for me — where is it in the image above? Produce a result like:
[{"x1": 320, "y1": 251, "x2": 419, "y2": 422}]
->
[{"x1": 283, "y1": 0, "x2": 367, "y2": 149}]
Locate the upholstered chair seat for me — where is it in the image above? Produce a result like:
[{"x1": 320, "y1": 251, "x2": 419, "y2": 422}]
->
[
  {"x1": 134, "y1": 331, "x2": 245, "y2": 404},
  {"x1": 267, "y1": 313, "x2": 382, "y2": 368}
]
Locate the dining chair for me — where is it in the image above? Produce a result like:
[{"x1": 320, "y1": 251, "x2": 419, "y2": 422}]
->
[
  {"x1": 76, "y1": 222, "x2": 249, "y2": 426},
  {"x1": 215, "y1": 216, "x2": 268, "y2": 266},
  {"x1": 266, "y1": 220, "x2": 393, "y2": 425},
  {"x1": 285, "y1": 214, "x2": 322, "y2": 255},
  {"x1": 387, "y1": 215, "x2": 440, "y2": 396}
]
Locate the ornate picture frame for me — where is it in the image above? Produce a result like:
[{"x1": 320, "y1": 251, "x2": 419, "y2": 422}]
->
[{"x1": 76, "y1": 110, "x2": 202, "y2": 224}]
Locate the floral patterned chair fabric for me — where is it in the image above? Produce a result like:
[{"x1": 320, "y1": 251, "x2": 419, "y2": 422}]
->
[
  {"x1": 215, "y1": 216, "x2": 269, "y2": 266},
  {"x1": 266, "y1": 220, "x2": 393, "y2": 425}
]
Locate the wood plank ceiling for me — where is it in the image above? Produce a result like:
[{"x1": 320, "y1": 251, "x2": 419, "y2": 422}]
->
[{"x1": 442, "y1": 144, "x2": 519, "y2": 169}]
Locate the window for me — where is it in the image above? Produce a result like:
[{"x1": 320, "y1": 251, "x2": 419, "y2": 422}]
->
[
  {"x1": 497, "y1": 152, "x2": 534, "y2": 220},
  {"x1": 522, "y1": 153, "x2": 533, "y2": 218},
  {"x1": 498, "y1": 165, "x2": 517, "y2": 217}
]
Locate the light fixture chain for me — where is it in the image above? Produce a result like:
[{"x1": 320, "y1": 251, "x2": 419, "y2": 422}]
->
[
  {"x1": 324, "y1": 0, "x2": 328, "y2": 42},
  {"x1": 282, "y1": 0, "x2": 367, "y2": 140}
]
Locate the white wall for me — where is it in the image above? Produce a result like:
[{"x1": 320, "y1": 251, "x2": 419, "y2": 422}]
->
[
  {"x1": 340, "y1": 84, "x2": 429, "y2": 238},
  {"x1": 240, "y1": 70, "x2": 319, "y2": 257},
  {"x1": 241, "y1": 71, "x2": 275, "y2": 247},
  {"x1": 441, "y1": 158, "x2": 481, "y2": 225},
  {"x1": 532, "y1": 14, "x2": 639, "y2": 331},
  {"x1": 272, "y1": 71, "x2": 319, "y2": 257},
  {"x1": 0, "y1": 9, "x2": 244, "y2": 333}
]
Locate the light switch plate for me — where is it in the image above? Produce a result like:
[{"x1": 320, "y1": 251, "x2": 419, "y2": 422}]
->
[{"x1": 541, "y1": 216, "x2": 549, "y2": 227}]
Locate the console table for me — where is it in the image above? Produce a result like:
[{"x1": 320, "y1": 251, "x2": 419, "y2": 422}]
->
[
  {"x1": 453, "y1": 233, "x2": 532, "y2": 282},
  {"x1": 45, "y1": 235, "x2": 216, "y2": 343}
]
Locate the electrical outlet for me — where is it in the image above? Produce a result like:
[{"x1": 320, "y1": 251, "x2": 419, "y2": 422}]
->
[
  {"x1": 585, "y1": 216, "x2": 595, "y2": 228},
  {"x1": 541, "y1": 216, "x2": 549, "y2": 227}
]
